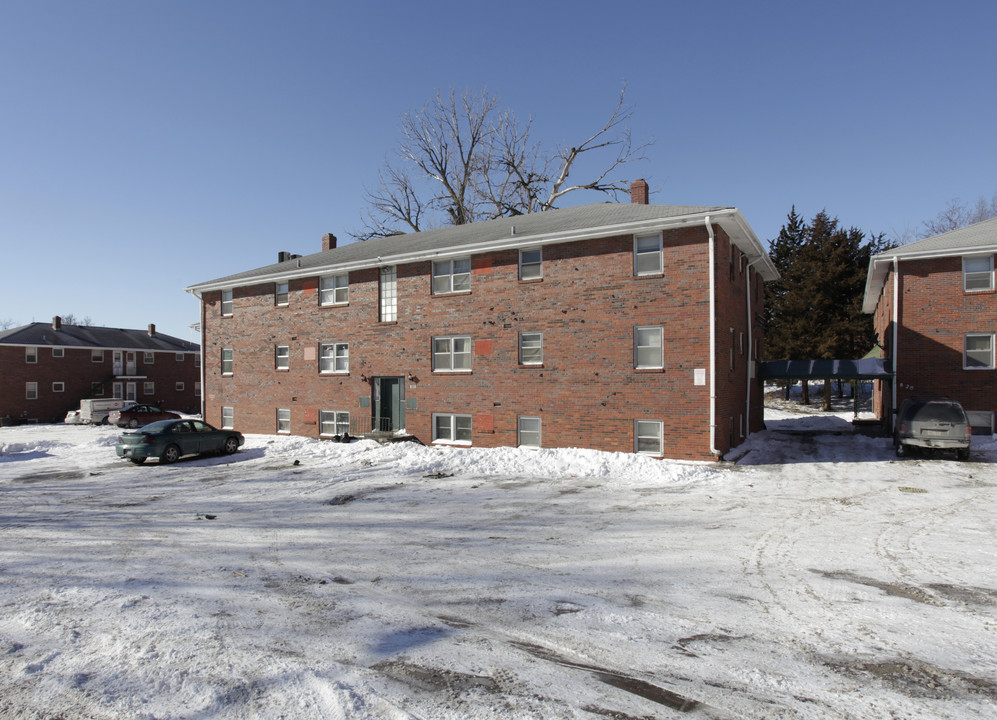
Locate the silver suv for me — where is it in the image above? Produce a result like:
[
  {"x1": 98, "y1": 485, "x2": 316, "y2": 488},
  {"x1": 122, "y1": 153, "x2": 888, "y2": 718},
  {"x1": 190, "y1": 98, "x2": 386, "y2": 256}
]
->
[{"x1": 895, "y1": 397, "x2": 971, "y2": 460}]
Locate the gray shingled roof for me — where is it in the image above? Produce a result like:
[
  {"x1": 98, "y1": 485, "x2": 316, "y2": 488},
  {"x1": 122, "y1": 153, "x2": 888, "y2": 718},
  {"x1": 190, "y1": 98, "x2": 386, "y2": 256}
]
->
[
  {"x1": 876, "y1": 216, "x2": 997, "y2": 258},
  {"x1": 187, "y1": 202, "x2": 777, "y2": 292},
  {"x1": 0, "y1": 322, "x2": 199, "y2": 352}
]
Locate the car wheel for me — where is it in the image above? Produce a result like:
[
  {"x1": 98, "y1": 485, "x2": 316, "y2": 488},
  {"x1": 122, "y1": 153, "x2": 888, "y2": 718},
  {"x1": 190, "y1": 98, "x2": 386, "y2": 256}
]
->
[
  {"x1": 160, "y1": 444, "x2": 181, "y2": 464},
  {"x1": 128, "y1": 418, "x2": 140, "y2": 428},
  {"x1": 129, "y1": 457, "x2": 147, "y2": 465},
  {"x1": 223, "y1": 436, "x2": 239, "y2": 454}
]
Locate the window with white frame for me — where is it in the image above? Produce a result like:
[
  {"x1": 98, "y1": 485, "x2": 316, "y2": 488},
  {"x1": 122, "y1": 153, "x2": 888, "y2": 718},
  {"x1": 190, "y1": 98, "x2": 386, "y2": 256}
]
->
[
  {"x1": 52, "y1": 348, "x2": 64, "y2": 358},
  {"x1": 964, "y1": 333, "x2": 994, "y2": 369},
  {"x1": 144, "y1": 351, "x2": 154, "y2": 364},
  {"x1": 320, "y1": 410, "x2": 350, "y2": 436},
  {"x1": 432, "y1": 258, "x2": 471, "y2": 294},
  {"x1": 194, "y1": 353, "x2": 201, "y2": 368},
  {"x1": 176, "y1": 382, "x2": 185, "y2": 392},
  {"x1": 319, "y1": 342, "x2": 349, "y2": 373},
  {"x1": 26, "y1": 382, "x2": 38, "y2": 400},
  {"x1": 221, "y1": 348, "x2": 233, "y2": 375},
  {"x1": 275, "y1": 281, "x2": 289, "y2": 306},
  {"x1": 518, "y1": 416, "x2": 541, "y2": 448},
  {"x1": 52, "y1": 382, "x2": 64, "y2": 393},
  {"x1": 433, "y1": 336, "x2": 472, "y2": 371},
  {"x1": 143, "y1": 381, "x2": 154, "y2": 395},
  {"x1": 634, "y1": 234, "x2": 663, "y2": 276},
  {"x1": 729, "y1": 328, "x2": 735, "y2": 370},
  {"x1": 112, "y1": 382, "x2": 123, "y2": 399},
  {"x1": 221, "y1": 406, "x2": 234, "y2": 429},
  {"x1": 275, "y1": 345, "x2": 290, "y2": 370},
  {"x1": 519, "y1": 332, "x2": 543, "y2": 365},
  {"x1": 92, "y1": 349, "x2": 104, "y2": 363},
  {"x1": 176, "y1": 353, "x2": 185, "y2": 361},
  {"x1": 276, "y1": 408, "x2": 291, "y2": 434},
  {"x1": 519, "y1": 248, "x2": 542, "y2": 281},
  {"x1": 92, "y1": 382, "x2": 104, "y2": 396},
  {"x1": 964, "y1": 256, "x2": 994, "y2": 292},
  {"x1": 433, "y1": 413, "x2": 472, "y2": 443},
  {"x1": 26, "y1": 347, "x2": 37, "y2": 364},
  {"x1": 194, "y1": 381, "x2": 201, "y2": 396},
  {"x1": 319, "y1": 274, "x2": 349, "y2": 306},
  {"x1": 380, "y1": 266, "x2": 397, "y2": 322},
  {"x1": 221, "y1": 289, "x2": 233, "y2": 316},
  {"x1": 635, "y1": 419, "x2": 664, "y2": 455},
  {"x1": 635, "y1": 326, "x2": 663, "y2": 369}
]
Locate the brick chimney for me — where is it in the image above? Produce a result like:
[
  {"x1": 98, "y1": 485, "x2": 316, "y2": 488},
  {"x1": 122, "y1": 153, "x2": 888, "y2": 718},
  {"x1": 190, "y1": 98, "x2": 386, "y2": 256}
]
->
[
  {"x1": 52, "y1": 316, "x2": 62, "y2": 330},
  {"x1": 322, "y1": 233, "x2": 338, "y2": 251},
  {"x1": 148, "y1": 323, "x2": 156, "y2": 336},
  {"x1": 630, "y1": 179, "x2": 649, "y2": 205}
]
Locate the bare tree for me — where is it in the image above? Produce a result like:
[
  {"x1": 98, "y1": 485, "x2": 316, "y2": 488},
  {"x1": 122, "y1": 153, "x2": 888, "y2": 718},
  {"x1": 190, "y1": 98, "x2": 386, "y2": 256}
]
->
[
  {"x1": 0, "y1": 318, "x2": 17, "y2": 330},
  {"x1": 59, "y1": 314, "x2": 93, "y2": 326},
  {"x1": 920, "y1": 192, "x2": 997, "y2": 238},
  {"x1": 355, "y1": 86, "x2": 650, "y2": 239}
]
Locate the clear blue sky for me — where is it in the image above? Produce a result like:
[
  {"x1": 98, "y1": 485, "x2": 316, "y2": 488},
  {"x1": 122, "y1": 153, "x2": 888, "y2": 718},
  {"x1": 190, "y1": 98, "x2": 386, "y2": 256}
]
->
[{"x1": 2, "y1": 0, "x2": 994, "y2": 340}]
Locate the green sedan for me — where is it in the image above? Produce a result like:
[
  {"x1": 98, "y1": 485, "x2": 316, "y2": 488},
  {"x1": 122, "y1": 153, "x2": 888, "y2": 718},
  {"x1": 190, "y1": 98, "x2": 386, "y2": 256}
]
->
[{"x1": 115, "y1": 419, "x2": 245, "y2": 465}]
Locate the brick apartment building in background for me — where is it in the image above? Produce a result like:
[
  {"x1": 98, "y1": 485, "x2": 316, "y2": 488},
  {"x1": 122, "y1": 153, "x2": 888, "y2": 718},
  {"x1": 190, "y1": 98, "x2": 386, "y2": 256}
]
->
[
  {"x1": 186, "y1": 181, "x2": 778, "y2": 460},
  {"x1": 0, "y1": 318, "x2": 201, "y2": 424},
  {"x1": 864, "y1": 216, "x2": 997, "y2": 434}
]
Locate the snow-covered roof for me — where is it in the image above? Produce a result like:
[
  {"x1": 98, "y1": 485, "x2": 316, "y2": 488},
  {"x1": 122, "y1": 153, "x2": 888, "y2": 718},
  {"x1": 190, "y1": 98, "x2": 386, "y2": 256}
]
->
[
  {"x1": 862, "y1": 217, "x2": 997, "y2": 313},
  {"x1": 186, "y1": 202, "x2": 779, "y2": 293}
]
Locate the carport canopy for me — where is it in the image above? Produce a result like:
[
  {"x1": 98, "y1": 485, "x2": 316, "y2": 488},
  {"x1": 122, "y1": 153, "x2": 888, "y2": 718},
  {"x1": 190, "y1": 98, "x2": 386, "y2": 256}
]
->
[{"x1": 759, "y1": 358, "x2": 892, "y2": 381}]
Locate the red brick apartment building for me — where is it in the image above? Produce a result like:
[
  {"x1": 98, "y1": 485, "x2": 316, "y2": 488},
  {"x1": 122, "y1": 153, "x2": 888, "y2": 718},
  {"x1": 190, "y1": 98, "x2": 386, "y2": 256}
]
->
[
  {"x1": 0, "y1": 318, "x2": 201, "y2": 424},
  {"x1": 186, "y1": 183, "x2": 778, "y2": 460},
  {"x1": 863, "y1": 216, "x2": 997, "y2": 433}
]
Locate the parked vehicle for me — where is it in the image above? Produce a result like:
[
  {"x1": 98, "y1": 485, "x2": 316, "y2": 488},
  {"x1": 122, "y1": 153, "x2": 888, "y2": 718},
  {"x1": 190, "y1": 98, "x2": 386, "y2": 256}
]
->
[
  {"x1": 108, "y1": 404, "x2": 181, "y2": 428},
  {"x1": 79, "y1": 398, "x2": 129, "y2": 425},
  {"x1": 895, "y1": 397, "x2": 971, "y2": 460},
  {"x1": 115, "y1": 419, "x2": 245, "y2": 464},
  {"x1": 64, "y1": 409, "x2": 84, "y2": 424}
]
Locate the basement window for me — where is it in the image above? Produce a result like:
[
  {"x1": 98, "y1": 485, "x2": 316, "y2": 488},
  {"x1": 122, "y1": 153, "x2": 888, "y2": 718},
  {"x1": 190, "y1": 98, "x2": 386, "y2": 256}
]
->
[
  {"x1": 635, "y1": 419, "x2": 663, "y2": 456},
  {"x1": 433, "y1": 413, "x2": 472, "y2": 444}
]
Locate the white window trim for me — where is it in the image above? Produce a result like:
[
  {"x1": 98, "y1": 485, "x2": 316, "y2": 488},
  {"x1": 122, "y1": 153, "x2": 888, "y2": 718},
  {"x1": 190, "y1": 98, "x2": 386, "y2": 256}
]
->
[
  {"x1": 519, "y1": 248, "x2": 543, "y2": 281},
  {"x1": 517, "y1": 416, "x2": 542, "y2": 448},
  {"x1": 26, "y1": 382, "x2": 38, "y2": 400},
  {"x1": 635, "y1": 326, "x2": 664, "y2": 369},
  {"x1": 26, "y1": 347, "x2": 37, "y2": 364},
  {"x1": 221, "y1": 348, "x2": 234, "y2": 376},
  {"x1": 635, "y1": 419, "x2": 664, "y2": 456},
  {"x1": 52, "y1": 382, "x2": 65, "y2": 393},
  {"x1": 319, "y1": 274, "x2": 349, "y2": 306},
  {"x1": 221, "y1": 289, "x2": 234, "y2": 316},
  {"x1": 276, "y1": 408, "x2": 291, "y2": 434},
  {"x1": 52, "y1": 347, "x2": 64, "y2": 358},
  {"x1": 143, "y1": 381, "x2": 155, "y2": 395},
  {"x1": 432, "y1": 412, "x2": 473, "y2": 445},
  {"x1": 319, "y1": 409, "x2": 351, "y2": 437},
  {"x1": 433, "y1": 335, "x2": 472, "y2": 372},
  {"x1": 144, "y1": 351, "x2": 155, "y2": 364},
  {"x1": 319, "y1": 342, "x2": 349, "y2": 374},
  {"x1": 275, "y1": 281, "x2": 289, "y2": 306},
  {"x1": 519, "y1": 332, "x2": 543, "y2": 365},
  {"x1": 92, "y1": 350, "x2": 104, "y2": 363},
  {"x1": 432, "y1": 258, "x2": 471, "y2": 295},
  {"x1": 275, "y1": 345, "x2": 290, "y2": 370},
  {"x1": 963, "y1": 256, "x2": 994, "y2": 293},
  {"x1": 964, "y1": 333, "x2": 995, "y2": 370},
  {"x1": 176, "y1": 353, "x2": 185, "y2": 362},
  {"x1": 634, "y1": 233, "x2": 663, "y2": 276},
  {"x1": 221, "y1": 406, "x2": 234, "y2": 429},
  {"x1": 176, "y1": 382, "x2": 185, "y2": 392}
]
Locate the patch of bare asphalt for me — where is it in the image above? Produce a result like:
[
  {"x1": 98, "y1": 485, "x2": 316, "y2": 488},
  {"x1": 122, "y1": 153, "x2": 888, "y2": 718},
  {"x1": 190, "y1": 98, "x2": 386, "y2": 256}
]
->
[
  {"x1": 508, "y1": 641, "x2": 705, "y2": 714},
  {"x1": 13, "y1": 470, "x2": 86, "y2": 483},
  {"x1": 823, "y1": 655, "x2": 997, "y2": 701},
  {"x1": 812, "y1": 569, "x2": 942, "y2": 605},
  {"x1": 370, "y1": 659, "x2": 499, "y2": 694}
]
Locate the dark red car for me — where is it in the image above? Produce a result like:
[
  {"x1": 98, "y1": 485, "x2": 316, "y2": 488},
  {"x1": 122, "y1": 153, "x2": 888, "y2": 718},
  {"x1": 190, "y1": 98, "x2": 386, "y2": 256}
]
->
[{"x1": 108, "y1": 404, "x2": 181, "y2": 429}]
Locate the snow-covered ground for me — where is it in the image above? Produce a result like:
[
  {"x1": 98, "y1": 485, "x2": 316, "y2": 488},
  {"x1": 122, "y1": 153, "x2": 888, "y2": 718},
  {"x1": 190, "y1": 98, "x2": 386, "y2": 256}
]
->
[{"x1": 1, "y1": 405, "x2": 995, "y2": 719}]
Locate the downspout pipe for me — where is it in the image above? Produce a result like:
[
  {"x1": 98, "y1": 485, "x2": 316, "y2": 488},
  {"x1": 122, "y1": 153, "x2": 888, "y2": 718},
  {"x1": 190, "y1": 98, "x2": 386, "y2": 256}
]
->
[
  {"x1": 706, "y1": 216, "x2": 720, "y2": 458},
  {"x1": 745, "y1": 258, "x2": 762, "y2": 440},
  {"x1": 891, "y1": 256, "x2": 899, "y2": 430}
]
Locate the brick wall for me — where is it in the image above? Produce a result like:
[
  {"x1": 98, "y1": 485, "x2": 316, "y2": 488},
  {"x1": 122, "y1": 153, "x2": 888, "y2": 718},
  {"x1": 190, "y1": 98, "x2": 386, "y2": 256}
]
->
[
  {"x1": 0, "y1": 346, "x2": 201, "y2": 422},
  {"x1": 890, "y1": 256, "x2": 997, "y2": 423},
  {"x1": 202, "y1": 226, "x2": 765, "y2": 460}
]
